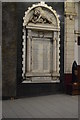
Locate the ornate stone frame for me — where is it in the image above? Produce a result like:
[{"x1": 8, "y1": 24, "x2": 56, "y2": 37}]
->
[{"x1": 22, "y1": 2, "x2": 60, "y2": 83}]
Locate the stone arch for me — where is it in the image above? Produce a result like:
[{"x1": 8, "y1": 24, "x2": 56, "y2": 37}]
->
[{"x1": 23, "y1": 1, "x2": 60, "y2": 29}]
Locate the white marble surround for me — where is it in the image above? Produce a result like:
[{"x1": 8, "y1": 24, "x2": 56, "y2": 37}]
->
[{"x1": 22, "y1": 2, "x2": 60, "y2": 83}]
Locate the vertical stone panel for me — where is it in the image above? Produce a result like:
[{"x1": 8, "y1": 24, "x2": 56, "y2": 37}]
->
[
  {"x1": 64, "y1": 2, "x2": 76, "y2": 73},
  {"x1": 74, "y1": 3, "x2": 78, "y2": 64}
]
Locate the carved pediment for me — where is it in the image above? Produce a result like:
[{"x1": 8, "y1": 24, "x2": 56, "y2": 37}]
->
[
  {"x1": 28, "y1": 7, "x2": 56, "y2": 26},
  {"x1": 23, "y1": 2, "x2": 60, "y2": 29}
]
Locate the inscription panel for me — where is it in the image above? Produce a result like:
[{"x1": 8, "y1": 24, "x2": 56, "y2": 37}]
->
[{"x1": 32, "y1": 38, "x2": 51, "y2": 73}]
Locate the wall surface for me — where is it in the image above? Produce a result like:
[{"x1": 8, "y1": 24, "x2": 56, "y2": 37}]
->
[
  {"x1": 64, "y1": 2, "x2": 76, "y2": 74},
  {"x1": 0, "y1": 2, "x2": 2, "y2": 100},
  {"x1": 2, "y1": 2, "x2": 64, "y2": 97},
  {"x1": 2, "y1": 3, "x2": 17, "y2": 97}
]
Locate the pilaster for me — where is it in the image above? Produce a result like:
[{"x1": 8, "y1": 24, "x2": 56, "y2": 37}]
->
[{"x1": 64, "y1": 2, "x2": 76, "y2": 73}]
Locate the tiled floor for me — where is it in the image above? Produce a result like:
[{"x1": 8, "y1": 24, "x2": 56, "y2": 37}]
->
[{"x1": 2, "y1": 94, "x2": 78, "y2": 118}]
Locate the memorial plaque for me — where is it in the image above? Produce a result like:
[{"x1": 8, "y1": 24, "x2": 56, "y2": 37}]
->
[{"x1": 22, "y1": 2, "x2": 60, "y2": 82}]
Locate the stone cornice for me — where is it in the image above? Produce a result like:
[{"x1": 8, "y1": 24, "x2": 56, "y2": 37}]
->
[{"x1": 64, "y1": 12, "x2": 77, "y2": 16}]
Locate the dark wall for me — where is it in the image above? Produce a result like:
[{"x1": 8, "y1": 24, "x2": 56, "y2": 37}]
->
[
  {"x1": 2, "y1": 3, "x2": 17, "y2": 97},
  {"x1": 2, "y1": 2, "x2": 64, "y2": 97}
]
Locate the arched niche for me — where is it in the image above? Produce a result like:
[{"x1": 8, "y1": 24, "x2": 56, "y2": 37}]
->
[{"x1": 22, "y1": 2, "x2": 60, "y2": 83}]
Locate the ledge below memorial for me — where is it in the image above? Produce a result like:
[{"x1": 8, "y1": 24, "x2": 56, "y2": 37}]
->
[
  {"x1": 22, "y1": 79, "x2": 60, "y2": 83},
  {"x1": 25, "y1": 72, "x2": 60, "y2": 77}
]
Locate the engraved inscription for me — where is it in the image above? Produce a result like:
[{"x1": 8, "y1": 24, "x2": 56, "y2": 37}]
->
[{"x1": 31, "y1": 38, "x2": 51, "y2": 73}]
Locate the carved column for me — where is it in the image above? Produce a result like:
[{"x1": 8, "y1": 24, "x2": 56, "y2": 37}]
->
[
  {"x1": 53, "y1": 32, "x2": 57, "y2": 72},
  {"x1": 27, "y1": 30, "x2": 31, "y2": 73},
  {"x1": 57, "y1": 31, "x2": 60, "y2": 73}
]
